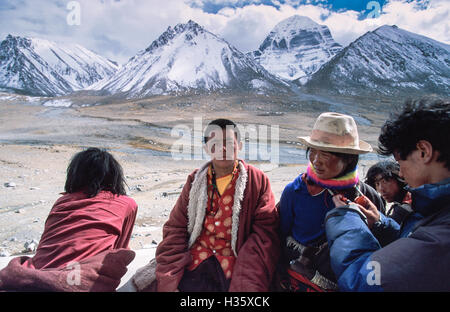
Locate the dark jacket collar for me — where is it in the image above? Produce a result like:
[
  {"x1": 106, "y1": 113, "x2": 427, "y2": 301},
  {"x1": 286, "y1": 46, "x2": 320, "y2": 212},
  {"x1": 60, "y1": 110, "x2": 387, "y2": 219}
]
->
[{"x1": 408, "y1": 177, "x2": 450, "y2": 216}]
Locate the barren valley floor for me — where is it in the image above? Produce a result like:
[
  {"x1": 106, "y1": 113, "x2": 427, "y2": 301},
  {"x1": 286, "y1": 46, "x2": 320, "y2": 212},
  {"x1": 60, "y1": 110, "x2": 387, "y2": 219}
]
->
[{"x1": 0, "y1": 94, "x2": 390, "y2": 256}]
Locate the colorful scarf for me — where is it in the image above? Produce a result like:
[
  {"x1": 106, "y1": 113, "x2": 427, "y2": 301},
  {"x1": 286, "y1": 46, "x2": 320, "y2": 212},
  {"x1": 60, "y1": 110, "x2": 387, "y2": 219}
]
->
[{"x1": 306, "y1": 163, "x2": 359, "y2": 190}]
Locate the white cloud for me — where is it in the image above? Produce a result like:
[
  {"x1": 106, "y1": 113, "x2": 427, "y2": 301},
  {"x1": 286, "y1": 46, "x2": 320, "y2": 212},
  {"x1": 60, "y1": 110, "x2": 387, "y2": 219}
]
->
[
  {"x1": 205, "y1": 0, "x2": 450, "y2": 52},
  {"x1": 0, "y1": 0, "x2": 200, "y2": 63},
  {"x1": 380, "y1": 0, "x2": 450, "y2": 44}
]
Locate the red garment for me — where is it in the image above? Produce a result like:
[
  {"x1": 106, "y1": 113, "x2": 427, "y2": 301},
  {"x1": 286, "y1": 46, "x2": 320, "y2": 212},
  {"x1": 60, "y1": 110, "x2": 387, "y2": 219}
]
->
[
  {"x1": 286, "y1": 269, "x2": 327, "y2": 292},
  {"x1": 403, "y1": 191, "x2": 412, "y2": 205},
  {"x1": 0, "y1": 249, "x2": 135, "y2": 292},
  {"x1": 188, "y1": 166, "x2": 238, "y2": 278},
  {"x1": 27, "y1": 191, "x2": 137, "y2": 269},
  {"x1": 155, "y1": 160, "x2": 280, "y2": 292}
]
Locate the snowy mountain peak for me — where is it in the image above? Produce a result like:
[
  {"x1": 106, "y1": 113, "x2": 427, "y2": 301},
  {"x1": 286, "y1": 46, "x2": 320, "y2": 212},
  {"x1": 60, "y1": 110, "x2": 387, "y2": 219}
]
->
[
  {"x1": 270, "y1": 15, "x2": 321, "y2": 42},
  {"x1": 276, "y1": 15, "x2": 320, "y2": 29},
  {"x1": 93, "y1": 20, "x2": 287, "y2": 98},
  {"x1": 258, "y1": 15, "x2": 337, "y2": 53},
  {"x1": 178, "y1": 19, "x2": 205, "y2": 33},
  {"x1": 145, "y1": 20, "x2": 207, "y2": 54},
  {"x1": 372, "y1": 24, "x2": 450, "y2": 52},
  {"x1": 250, "y1": 15, "x2": 342, "y2": 83},
  {"x1": 3, "y1": 34, "x2": 31, "y2": 48},
  {"x1": 0, "y1": 35, "x2": 119, "y2": 96}
]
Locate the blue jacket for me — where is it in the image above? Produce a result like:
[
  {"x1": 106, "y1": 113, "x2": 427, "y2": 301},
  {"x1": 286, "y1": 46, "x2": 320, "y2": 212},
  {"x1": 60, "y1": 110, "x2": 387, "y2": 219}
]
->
[
  {"x1": 280, "y1": 173, "x2": 384, "y2": 245},
  {"x1": 325, "y1": 178, "x2": 450, "y2": 291}
]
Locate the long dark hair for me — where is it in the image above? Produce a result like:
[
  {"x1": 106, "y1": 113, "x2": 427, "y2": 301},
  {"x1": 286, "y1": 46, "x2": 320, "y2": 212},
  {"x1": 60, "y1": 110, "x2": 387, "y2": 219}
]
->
[
  {"x1": 365, "y1": 161, "x2": 406, "y2": 188},
  {"x1": 365, "y1": 160, "x2": 407, "y2": 202},
  {"x1": 64, "y1": 147, "x2": 127, "y2": 198}
]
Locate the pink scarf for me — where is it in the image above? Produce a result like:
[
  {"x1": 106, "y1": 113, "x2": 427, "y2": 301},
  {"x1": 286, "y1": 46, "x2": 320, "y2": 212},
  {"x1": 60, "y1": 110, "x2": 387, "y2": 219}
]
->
[{"x1": 306, "y1": 163, "x2": 359, "y2": 190}]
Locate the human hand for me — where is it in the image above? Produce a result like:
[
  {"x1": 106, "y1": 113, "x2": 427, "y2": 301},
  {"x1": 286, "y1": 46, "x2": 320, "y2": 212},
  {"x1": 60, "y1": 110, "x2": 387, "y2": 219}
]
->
[
  {"x1": 331, "y1": 194, "x2": 350, "y2": 207},
  {"x1": 332, "y1": 194, "x2": 380, "y2": 228},
  {"x1": 354, "y1": 195, "x2": 380, "y2": 229}
]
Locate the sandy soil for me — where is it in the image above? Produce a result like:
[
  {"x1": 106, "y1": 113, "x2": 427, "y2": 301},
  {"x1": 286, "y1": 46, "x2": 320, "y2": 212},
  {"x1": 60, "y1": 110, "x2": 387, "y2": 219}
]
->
[{"x1": 0, "y1": 95, "x2": 388, "y2": 257}]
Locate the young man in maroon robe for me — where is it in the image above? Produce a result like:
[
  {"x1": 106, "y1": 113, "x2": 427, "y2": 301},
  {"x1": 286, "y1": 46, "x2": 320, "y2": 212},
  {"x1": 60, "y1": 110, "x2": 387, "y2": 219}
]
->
[{"x1": 127, "y1": 119, "x2": 280, "y2": 292}]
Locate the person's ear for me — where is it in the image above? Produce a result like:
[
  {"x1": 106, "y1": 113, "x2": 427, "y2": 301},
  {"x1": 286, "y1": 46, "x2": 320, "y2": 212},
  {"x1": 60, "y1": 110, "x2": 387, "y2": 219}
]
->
[
  {"x1": 238, "y1": 141, "x2": 243, "y2": 151},
  {"x1": 203, "y1": 141, "x2": 212, "y2": 156},
  {"x1": 416, "y1": 140, "x2": 433, "y2": 164}
]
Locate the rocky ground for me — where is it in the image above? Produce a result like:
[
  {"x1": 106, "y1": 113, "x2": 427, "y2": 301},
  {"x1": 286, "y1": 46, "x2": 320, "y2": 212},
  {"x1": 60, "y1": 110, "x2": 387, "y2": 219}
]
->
[{"x1": 0, "y1": 93, "x2": 389, "y2": 258}]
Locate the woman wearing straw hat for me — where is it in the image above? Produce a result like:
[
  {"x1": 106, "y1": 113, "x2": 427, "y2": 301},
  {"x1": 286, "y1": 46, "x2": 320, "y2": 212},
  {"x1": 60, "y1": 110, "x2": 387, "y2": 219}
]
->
[{"x1": 277, "y1": 112, "x2": 385, "y2": 292}]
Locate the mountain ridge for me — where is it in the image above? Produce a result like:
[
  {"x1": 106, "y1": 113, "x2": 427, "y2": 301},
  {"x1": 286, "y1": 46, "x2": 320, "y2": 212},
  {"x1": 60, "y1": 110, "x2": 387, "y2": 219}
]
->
[
  {"x1": 304, "y1": 24, "x2": 450, "y2": 97},
  {"x1": 91, "y1": 20, "x2": 290, "y2": 98},
  {"x1": 1, "y1": 18, "x2": 449, "y2": 99},
  {"x1": 0, "y1": 34, "x2": 119, "y2": 96}
]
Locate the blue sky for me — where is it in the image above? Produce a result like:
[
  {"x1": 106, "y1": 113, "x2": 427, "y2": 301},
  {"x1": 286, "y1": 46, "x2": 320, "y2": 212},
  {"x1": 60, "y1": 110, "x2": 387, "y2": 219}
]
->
[
  {"x1": 185, "y1": 0, "x2": 436, "y2": 17},
  {"x1": 0, "y1": 0, "x2": 446, "y2": 64},
  {"x1": 189, "y1": 0, "x2": 390, "y2": 14}
]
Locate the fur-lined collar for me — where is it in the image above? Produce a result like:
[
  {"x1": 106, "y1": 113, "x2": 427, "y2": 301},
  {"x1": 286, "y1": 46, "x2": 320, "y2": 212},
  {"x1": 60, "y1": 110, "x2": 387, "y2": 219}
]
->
[{"x1": 186, "y1": 160, "x2": 248, "y2": 256}]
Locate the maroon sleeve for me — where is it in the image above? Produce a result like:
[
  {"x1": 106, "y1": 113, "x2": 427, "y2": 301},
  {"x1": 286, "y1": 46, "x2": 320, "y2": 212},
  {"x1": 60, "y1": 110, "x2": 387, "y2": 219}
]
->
[
  {"x1": 229, "y1": 169, "x2": 280, "y2": 291},
  {"x1": 154, "y1": 172, "x2": 195, "y2": 292}
]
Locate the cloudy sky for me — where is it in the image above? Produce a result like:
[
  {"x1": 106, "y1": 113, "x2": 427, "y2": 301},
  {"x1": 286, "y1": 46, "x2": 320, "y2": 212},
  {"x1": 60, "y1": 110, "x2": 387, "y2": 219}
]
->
[{"x1": 0, "y1": 0, "x2": 448, "y2": 64}]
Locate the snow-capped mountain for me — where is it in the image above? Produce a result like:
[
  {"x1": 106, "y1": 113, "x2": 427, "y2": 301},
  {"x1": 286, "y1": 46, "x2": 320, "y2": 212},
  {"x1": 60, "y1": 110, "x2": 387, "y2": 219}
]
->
[
  {"x1": 305, "y1": 25, "x2": 450, "y2": 97},
  {"x1": 0, "y1": 35, "x2": 119, "y2": 96},
  {"x1": 248, "y1": 15, "x2": 342, "y2": 84},
  {"x1": 91, "y1": 20, "x2": 289, "y2": 98}
]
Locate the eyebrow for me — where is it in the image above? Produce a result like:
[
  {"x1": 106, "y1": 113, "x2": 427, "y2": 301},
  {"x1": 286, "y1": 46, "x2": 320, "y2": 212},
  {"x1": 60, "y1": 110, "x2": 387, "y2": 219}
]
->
[
  {"x1": 374, "y1": 176, "x2": 392, "y2": 182},
  {"x1": 208, "y1": 138, "x2": 235, "y2": 142},
  {"x1": 312, "y1": 150, "x2": 332, "y2": 157}
]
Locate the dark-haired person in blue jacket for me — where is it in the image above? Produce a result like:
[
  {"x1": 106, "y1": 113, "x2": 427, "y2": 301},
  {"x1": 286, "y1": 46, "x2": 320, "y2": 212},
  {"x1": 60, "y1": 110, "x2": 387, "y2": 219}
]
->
[{"x1": 325, "y1": 98, "x2": 450, "y2": 291}]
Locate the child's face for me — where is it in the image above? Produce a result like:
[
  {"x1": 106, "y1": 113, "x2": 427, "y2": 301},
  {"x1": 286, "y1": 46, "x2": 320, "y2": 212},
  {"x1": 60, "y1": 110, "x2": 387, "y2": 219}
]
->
[{"x1": 374, "y1": 174, "x2": 401, "y2": 203}]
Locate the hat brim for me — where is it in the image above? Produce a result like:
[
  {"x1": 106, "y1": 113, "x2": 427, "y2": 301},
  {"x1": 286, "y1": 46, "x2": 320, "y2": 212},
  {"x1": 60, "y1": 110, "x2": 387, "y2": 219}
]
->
[{"x1": 297, "y1": 136, "x2": 373, "y2": 155}]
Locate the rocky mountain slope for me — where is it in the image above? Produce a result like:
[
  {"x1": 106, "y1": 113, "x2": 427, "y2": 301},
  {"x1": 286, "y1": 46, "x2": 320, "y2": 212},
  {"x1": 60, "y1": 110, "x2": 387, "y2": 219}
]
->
[
  {"x1": 304, "y1": 25, "x2": 450, "y2": 97},
  {"x1": 0, "y1": 35, "x2": 119, "y2": 96},
  {"x1": 91, "y1": 20, "x2": 289, "y2": 98}
]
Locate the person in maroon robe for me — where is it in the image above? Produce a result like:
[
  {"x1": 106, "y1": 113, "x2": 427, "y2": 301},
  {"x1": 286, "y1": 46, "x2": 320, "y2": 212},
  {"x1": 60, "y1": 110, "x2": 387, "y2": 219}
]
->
[
  {"x1": 122, "y1": 119, "x2": 280, "y2": 292},
  {"x1": 0, "y1": 147, "x2": 137, "y2": 291}
]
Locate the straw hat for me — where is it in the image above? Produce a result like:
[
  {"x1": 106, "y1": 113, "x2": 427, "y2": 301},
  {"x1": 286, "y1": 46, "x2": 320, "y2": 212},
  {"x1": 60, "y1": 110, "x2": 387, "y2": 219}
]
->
[{"x1": 297, "y1": 112, "x2": 372, "y2": 155}]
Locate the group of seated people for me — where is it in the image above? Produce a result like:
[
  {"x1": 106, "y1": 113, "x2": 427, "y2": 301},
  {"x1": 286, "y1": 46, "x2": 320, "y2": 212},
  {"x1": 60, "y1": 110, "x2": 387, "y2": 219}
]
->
[{"x1": 0, "y1": 98, "x2": 449, "y2": 292}]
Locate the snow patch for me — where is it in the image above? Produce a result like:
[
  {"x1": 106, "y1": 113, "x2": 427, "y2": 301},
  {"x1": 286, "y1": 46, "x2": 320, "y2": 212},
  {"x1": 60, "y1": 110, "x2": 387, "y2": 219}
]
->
[{"x1": 43, "y1": 99, "x2": 72, "y2": 107}]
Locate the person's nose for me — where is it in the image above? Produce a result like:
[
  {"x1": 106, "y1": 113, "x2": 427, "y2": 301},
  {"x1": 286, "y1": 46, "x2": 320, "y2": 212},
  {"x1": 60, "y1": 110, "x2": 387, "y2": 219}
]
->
[
  {"x1": 222, "y1": 141, "x2": 228, "y2": 152},
  {"x1": 311, "y1": 153, "x2": 321, "y2": 166},
  {"x1": 398, "y1": 166, "x2": 405, "y2": 179}
]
